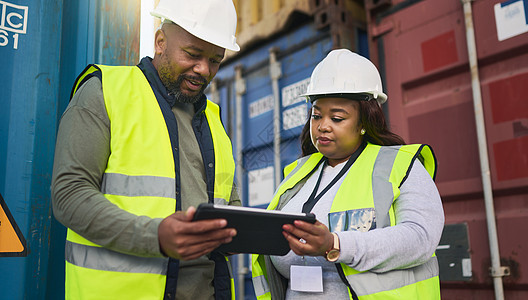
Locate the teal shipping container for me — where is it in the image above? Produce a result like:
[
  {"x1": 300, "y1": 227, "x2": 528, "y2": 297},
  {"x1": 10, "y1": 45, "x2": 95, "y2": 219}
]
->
[{"x1": 0, "y1": 0, "x2": 140, "y2": 299}]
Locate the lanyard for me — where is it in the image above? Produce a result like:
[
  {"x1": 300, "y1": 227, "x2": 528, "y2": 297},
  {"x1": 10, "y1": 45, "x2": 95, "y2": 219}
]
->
[{"x1": 301, "y1": 141, "x2": 366, "y2": 213}]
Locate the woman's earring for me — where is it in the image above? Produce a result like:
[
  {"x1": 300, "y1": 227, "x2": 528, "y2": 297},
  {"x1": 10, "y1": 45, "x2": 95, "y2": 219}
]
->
[{"x1": 360, "y1": 129, "x2": 366, "y2": 135}]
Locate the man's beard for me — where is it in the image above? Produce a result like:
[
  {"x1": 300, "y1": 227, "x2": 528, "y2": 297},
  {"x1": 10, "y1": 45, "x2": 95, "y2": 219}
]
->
[{"x1": 158, "y1": 64, "x2": 208, "y2": 104}]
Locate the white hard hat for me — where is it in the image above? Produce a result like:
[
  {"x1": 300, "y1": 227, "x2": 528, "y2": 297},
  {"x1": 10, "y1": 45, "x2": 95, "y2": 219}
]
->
[
  {"x1": 302, "y1": 49, "x2": 387, "y2": 104},
  {"x1": 151, "y1": 0, "x2": 240, "y2": 52}
]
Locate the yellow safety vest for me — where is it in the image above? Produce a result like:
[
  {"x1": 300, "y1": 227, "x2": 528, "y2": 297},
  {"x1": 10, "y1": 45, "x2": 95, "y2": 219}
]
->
[
  {"x1": 65, "y1": 65, "x2": 236, "y2": 300},
  {"x1": 252, "y1": 143, "x2": 440, "y2": 300}
]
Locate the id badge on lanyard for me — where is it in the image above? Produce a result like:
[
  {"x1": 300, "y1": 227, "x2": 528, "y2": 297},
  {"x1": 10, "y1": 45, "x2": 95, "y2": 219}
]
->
[{"x1": 290, "y1": 265, "x2": 323, "y2": 292}]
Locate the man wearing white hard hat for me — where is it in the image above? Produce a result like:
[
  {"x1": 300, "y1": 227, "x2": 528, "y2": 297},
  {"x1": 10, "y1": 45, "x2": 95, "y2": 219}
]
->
[{"x1": 51, "y1": 0, "x2": 241, "y2": 299}]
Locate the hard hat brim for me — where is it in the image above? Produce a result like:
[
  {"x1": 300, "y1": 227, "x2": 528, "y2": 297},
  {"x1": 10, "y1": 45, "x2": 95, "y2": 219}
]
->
[{"x1": 301, "y1": 92, "x2": 388, "y2": 104}]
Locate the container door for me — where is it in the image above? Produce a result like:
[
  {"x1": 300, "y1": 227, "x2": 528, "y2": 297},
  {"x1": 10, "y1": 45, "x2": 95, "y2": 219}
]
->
[{"x1": 367, "y1": 0, "x2": 528, "y2": 297}]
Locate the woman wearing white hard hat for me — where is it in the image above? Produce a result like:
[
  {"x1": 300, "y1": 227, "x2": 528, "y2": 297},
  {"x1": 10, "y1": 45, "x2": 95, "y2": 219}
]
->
[{"x1": 252, "y1": 49, "x2": 444, "y2": 299}]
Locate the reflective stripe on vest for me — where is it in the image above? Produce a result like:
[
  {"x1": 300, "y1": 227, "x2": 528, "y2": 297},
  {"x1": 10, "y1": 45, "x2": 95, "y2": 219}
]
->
[
  {"x1": 267, "y1": 153, "x2": 324, "y2": 211},
  {"x1": 66, "y1": 64, "x2": 235, "y2": 299},
  {"x1": 345, "y1": 256, "x2": 439, "y2": 297},
  {"x1": 250, "y1": 252, "x2": 271, "y2": 298},
  {"x1": 252, "y1": 143, "x2": 439, "y2": 299},
  {"x1": 101, "y1": 173, "x2": 176, "y2": 198},
  {"x1": 253, "y1": 274, "x2": 270, "y2": 298},
  {"x1": 66, "y1": 241, "x2": 168, "y2": 274}
]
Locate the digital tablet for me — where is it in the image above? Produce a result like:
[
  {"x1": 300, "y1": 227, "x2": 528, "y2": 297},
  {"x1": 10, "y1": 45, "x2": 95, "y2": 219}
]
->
[{"x1": 193, "y1": 203, "x2": 316, "y2": 256}]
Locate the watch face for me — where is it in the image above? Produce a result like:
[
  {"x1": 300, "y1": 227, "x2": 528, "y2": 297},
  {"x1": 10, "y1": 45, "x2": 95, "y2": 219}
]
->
[{"x1": 326, "y1": 249, "x2": 340, "y2": 262}]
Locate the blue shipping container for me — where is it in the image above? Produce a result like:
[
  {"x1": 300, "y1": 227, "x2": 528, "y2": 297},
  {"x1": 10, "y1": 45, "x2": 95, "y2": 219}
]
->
[
  {"x1": 0, "y1": 0, "x2": 140, "y2": 299},
  {"x1": 209, "y1": 20, "x2": 368, "y2": 299}
]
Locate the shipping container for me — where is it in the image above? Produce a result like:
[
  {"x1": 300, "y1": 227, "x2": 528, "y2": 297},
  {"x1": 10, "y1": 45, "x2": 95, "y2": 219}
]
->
[
  {"x1": 0, "y1": 0, "x2": 140, "y2": 299},
  {"x1": 208, "y1": 1, "x2": 369, "y2": 298},
  {"x1": 6, "y1": 0, "x2": 520, "y2": 299},
  {"x1": 365, "y1": 0, "x2": 528, "y2": 298}
]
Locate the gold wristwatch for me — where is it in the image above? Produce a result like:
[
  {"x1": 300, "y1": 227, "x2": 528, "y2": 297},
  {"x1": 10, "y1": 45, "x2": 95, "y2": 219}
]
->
[{"x1": 325, "y1": 232, "x2": 340, "y2": 262}]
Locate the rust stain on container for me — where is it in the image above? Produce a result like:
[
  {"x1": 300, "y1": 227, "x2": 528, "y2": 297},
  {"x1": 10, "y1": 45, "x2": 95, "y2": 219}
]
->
[{"x1": 99, "y1": 0, "x2": 140, "y2": 65}]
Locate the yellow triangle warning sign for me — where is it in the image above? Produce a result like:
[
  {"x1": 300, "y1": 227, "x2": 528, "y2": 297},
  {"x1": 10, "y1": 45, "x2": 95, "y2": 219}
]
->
[{"x1": 0, "y1": 193, "x2": 27, "y2": 257}]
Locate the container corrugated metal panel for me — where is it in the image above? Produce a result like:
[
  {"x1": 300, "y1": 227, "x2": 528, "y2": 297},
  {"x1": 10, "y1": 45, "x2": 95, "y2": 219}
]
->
[
  {"x1": 0, "y1": 2, "x2": 63, "y2": 299},
  {"x1": 366, "y1": 0, "x2": 528, "y2": 298},
  {"x1": 210, "y1": 17, "x2": 368, "y2": 298},
  {"x1": 0, "y1": 0, "x2": 140, "y2": 299},
  {"x1": 215, "y1": 22, "x2": 334, "y2": 206}
]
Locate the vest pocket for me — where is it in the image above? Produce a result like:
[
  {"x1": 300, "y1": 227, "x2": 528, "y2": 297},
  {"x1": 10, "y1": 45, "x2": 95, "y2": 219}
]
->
[{"x1": 328, "y1": 208, "x2": 376, "y2": 232}]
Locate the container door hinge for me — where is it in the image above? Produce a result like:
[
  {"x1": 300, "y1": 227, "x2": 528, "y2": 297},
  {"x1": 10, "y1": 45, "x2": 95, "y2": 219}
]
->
[
  {"x1": 235, "y1": 65, "x2": 246, "y2": 96},
  {"x1": 489, "y1": 266, "x2": 510, "y2": 278},
  {"x1": 269, "y1": 48, "x2": 282, "y2": 81},
  {"x1": 209, "y1": 80, "x2": 220, "y2": 104}
]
